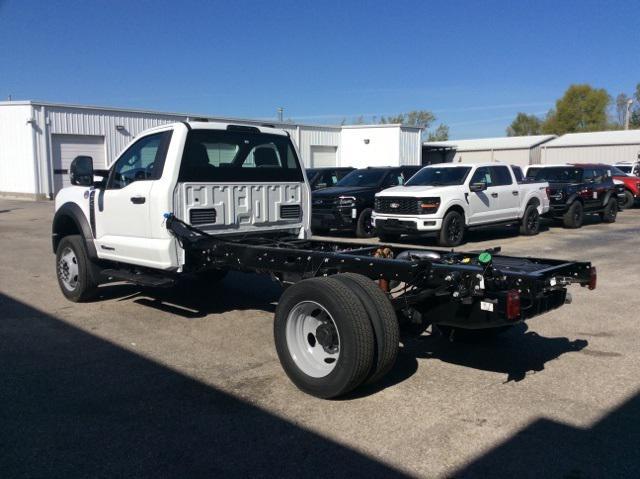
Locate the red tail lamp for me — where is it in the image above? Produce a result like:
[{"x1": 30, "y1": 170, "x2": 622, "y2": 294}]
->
[
  {"x1": 506, "y1": 290, "x2": 521, "y2": 321},
  {"x1": 589, "y1": 266, "x2": 597, "y2": 290}
]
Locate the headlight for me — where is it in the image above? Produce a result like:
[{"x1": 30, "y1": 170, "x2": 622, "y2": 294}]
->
[
  {"x1": 338, "y1": 196, "x2": 356, "y2": 207},
  {"x1": 418, "y1": 197, "x2": 440, "y2": 214}
]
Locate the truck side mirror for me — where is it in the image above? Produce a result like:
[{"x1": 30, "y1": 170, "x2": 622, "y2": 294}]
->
[
  {"x1": 70, "y1": 156, "x2": 94, "y2": 187},
  {"x1": 469, "y1": 182, "x2": 487, "y2": 192}
]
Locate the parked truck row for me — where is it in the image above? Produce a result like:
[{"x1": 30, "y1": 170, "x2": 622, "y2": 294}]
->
[{"x1": 53, "y1": 121, "x2": 597, "y2": 398}]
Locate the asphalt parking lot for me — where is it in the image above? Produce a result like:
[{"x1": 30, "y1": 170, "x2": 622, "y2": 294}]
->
[{"x1": 1, "y1": 198, "x2": 639, "y2": 478}]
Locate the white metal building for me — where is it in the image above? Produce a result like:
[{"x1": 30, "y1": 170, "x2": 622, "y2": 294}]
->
[
  {"x1": 540, "y1": 130, "x2": 640, "y2": 164},
  {"x1": 340, "y1": 124, "x2": 423, "y2": 168},
  {"x1": 0, "y1": 101, "x2": 422, "y2": 199},
  {"x1": 422, "y1": 135, "x2": 556, "y2": 167}
]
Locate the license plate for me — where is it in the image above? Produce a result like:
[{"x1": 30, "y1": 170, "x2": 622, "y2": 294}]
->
[{"x1": 480, "y1": 301, "x2": 494, "y2": 312}]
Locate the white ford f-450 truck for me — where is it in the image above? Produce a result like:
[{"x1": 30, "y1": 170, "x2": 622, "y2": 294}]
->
[
  {"x1": 373, "y1": 163, "x2": 550, "y2": 246},
  {"x1": 53, "y1": 122, "x2": 595, "y2": 399}
]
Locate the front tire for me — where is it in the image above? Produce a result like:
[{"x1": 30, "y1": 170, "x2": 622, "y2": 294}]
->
[
  {"x1": 356, "y1": 208, "x2": 376, "y2": 238},
  {"x1": 622, "y1": 190, "x2": 635, "y2": 209},
  {"x1": 600, "y1": 198, "x2": 618, "y2": 223},
  {"x1": 55, "y1": 235, "x2": 99, "y2": 302},
  {"x1": 274, "y1": 277, "x2": 375, "y2": 398},
  {"x1": 438, "y1": 210, "x2": 465, "y2": 246},
  {"x1": 519, "y1": 204, "x2": 540, "y2": 236},
  {"x1": 563, "y1": 201, "x2": 584, "y2": 228}
]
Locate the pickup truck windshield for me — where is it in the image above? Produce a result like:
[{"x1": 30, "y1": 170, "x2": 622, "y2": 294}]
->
[
  {"x1": 610, "y1": 166, "x2": 630, "y2": 176},
  {"x1": 178, "y1": 129, "x2": 304, "y2": 182},
  {"x1": 405, "y1": 166, "x2": 471, "y2": 186},
  {"x1": 527, "y1": 167, "x2": 582, "y2": 183},
  {"x1": 337, "y1": 169, "x2": 386, "y2": 187}
]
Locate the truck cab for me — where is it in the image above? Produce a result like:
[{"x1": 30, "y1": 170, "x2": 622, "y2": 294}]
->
[{"x1": 53, "y1": 121, "x2": 311, "y2": 273}]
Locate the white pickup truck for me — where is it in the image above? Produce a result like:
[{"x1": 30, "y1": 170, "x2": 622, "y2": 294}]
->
[
  {"x1": 52, "y1": 124, "x2": 594, "y2": 399},
  {"x1": 373, "y1": 163, "x2": 550, "y2": 246}
]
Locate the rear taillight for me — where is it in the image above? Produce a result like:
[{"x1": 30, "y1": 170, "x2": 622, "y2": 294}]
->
[
  {"x1": 589, "y1": 266, "x2": 597, "y2": 290},
  {"x1": 545, "y1": 186, "x2": 550, "y2": 199},
  {"x1": 506, "y1": 290, "x2": 521, "y2": 321}
]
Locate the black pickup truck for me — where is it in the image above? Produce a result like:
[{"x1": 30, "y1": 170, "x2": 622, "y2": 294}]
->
[
  {"x1": 525, "y1": 164, "x2": 619, "y2": 228},
  {"x1": 306, "y1": 167, "x2": 355, "y2": 190},
  {"x1": 311, "y1": 166, "x2": 421, "y2": 237}
]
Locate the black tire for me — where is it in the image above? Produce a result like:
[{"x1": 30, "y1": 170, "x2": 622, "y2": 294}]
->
[
  {"x1": 436, "y1": 325, "x2": 512, "y2": 342},
  {"x1": 356, "y1": 208, "x2": 376, "y2": 238},
  {"x1": 600, "y1": 198, "x2": 618, "y2": 223},
  {"x1": 274, "y1": 277, "x2": 375, "y2": 399},
  {"x1": 378, "y1": 232, "x2": 400, "y2": 243},
  {"x1": 563, "y1": 201, "x2": 584, "y2": 228},
  {"x1": 622, "y1": 190, "x2": 635, "y2": 209},
  {"x1": 55, "y1": 235, "x2": 99, "y2": 302},
  {"x1": 333, "y1": 273, "x2": 399, "y2": 385},
  {"x1": 438, "y1": 210, "x2": 465, "y2": 246},
  {"x1": 196, "y1": 269, "x2": 228, "y2": 283},
  {"x1": 519, "y1": 204, "x2": 540, "y2": 236}
]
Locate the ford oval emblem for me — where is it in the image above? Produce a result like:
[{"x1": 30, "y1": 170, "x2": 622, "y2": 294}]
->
[{"x1": 390, "y1": 202, "x2": 400, "y2": 208}]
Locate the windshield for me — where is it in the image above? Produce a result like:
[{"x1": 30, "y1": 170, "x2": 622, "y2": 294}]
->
[
  {"x1": 616, "y1": 165, "x2": 632, "y2": 174},
  {"x1": 178, "y1": 129, "x2": 304, "y2": 182},
  {"x1": 610, "y1": 166, "x2": 630, "y2": 176},
  {"x1": 337, "y1": 169, "x2": 386, "y2": 187},
  {"x1": 526, "y1": 167, "x2": 582, "y2": 183},
  {"x1": 405, "y1": 166, "x2": 471, "y2": 186}
]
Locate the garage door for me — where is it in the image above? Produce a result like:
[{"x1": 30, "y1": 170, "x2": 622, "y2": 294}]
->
[
  {"x1": 310, "y1": 145, "x2": 337, "y2": 167},
  {"x1": 52, "y1": 135, "x2": 105, "y2": 193}
]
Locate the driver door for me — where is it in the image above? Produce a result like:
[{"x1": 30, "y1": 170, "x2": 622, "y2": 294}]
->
[{"x1": 94, "y1": 130, "x2": 172, "y2": 266}]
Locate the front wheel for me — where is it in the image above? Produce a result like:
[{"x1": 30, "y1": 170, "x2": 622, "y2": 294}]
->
[
  {"x1": 438, "y1": 210, "x2": 465, "y2": 246},
  {"x1": 55, "y1": 235, "x2": 99, "y2": 302},
  {"x1": 519, "y1": 204, "x2": 540, "y2": 236},
  {"x1": 274, "y1": 277, "x2": 375, "y2": 398},
  {"x1": 356, "y1": 208, "x2": 376, "y2": 238},
  {"x1": 622, "y1": 190, "x2": 635, "y2": 209},
  {"x1": 600, "y1": 198, "x2": 618, "y2": 223}
]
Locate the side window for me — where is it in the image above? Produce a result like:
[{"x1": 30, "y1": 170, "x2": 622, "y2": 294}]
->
[
  {"x1": 592, "y1": 168, "x2": 604, "y2": 183},
  {"x1": 491, "y1": 166, "x2": 513, "y2": 186},
  {"x1": 325, "y1": 171, "x2": 339, "y2": 186},
  {"x1": 470, "y1": 167, "x2": 494, "y2": 187},
  {"x1": 511, "y1": 166, "x2": 524, "y2": 182},
  {"x1": 583, "y1": 169, "x2": 595, "y2": 183},
  {"x1": 108, "y1": 131, "x2": 172, "y2": 189}
]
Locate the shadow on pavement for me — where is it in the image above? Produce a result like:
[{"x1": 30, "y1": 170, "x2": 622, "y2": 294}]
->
[
  {"x1": 452, "y1": 390, "x2": 640, "y2": 478},
  {"x1": 0, "y1": 292, "x2": 408, "y2": 478}
]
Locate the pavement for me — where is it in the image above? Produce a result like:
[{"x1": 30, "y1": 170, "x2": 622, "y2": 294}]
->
[{"x1": 1, "y1": 198, "x2": 639, "y2": 478}]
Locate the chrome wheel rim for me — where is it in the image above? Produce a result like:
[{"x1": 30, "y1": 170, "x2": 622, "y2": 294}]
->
[
  {"x1": 58, "y1": 246, "x2": 79, "y2": 291},
  {"x1": 285, "y1": 301, "x2": 340, "y2": 378}
]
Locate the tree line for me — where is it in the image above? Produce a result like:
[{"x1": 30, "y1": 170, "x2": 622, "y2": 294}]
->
[
  {"x1": 341, "y1": 110, "x2": 450, "y2": 141},
  {"x1": 507, "y1": 83, "x2": 640, "y2": 136}
]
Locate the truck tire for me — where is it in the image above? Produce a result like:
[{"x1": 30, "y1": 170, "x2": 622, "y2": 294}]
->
[
  {"x1": 438, "y1": 210, "x2": 464, "y2": 246},
  {"x1": 622, "y1": 190, "x2": 635, "y2": 209},
  {"x1": 519, "y1": 204, "x2": 540, "y2": 236},
  {"x1": 274, "y1": 277, "x2": 375, "y2": 398},
  {"x1": 600, "y1": 198, "x2": 618, "y2": 223},
  {"x1": 333, "y1": 273, "x2": 399, "y2": 385},
  {"x1": 196, "y1": 269, "x2": 228, "y2": 283},
  {"x1": 55, "y1": 235, "x2": 99, "y2": 302},
  {"x1": 563, "y1": 201, "x2": 584, "y2": 228},
  {"x1": 356, "y1": 208, "x2": 376, "y2": 238}
]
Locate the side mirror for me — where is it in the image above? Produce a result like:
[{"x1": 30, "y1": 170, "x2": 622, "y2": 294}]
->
[
  {"x1": 70, "y1": 156, "x2": 94, "y2": 187},
  {"x1": 469, "y1": 182, "x2": 487, "y2": 192}
]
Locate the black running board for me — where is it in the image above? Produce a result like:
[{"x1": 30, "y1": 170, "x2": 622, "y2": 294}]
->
[{"x1": 101, "y1": 268, "x2": 175, "y2": 287}]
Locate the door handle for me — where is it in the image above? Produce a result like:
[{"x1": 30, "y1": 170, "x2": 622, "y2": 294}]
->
[
  {"x1": 130, "y1": 196, "x2": 146, "y2": 204},
  {"x1": 512, "y1": 191, "x2": 519, "y2": 196},
  {"x1": 491, "y1": 193, "x2": 499, "y2": 198}
]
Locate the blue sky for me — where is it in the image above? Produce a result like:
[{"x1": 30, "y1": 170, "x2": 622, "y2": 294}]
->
[{"x1": 1, "y1": 0, "x2": 639, "y2": 138}]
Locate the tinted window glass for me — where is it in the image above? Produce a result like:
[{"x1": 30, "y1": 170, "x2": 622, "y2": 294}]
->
[
  {"x1": 526, "y1": 167, "x2": 582, "y2": 183},
  {"x1": 616, "y1": 165, "x2": 632, "y2": 174},
  {"x1": 337, "y1": 169, "x2": 386, "y2": 187},
  {"x1": 511, "y1": 166, "x2": 524, "y2": 182},
  {"x1": 491, "y1": 166, "x2": 513, "y2": 186},
  {"x1": 179, "y1": 129, "x2": 303, "y2": 182},
  {"x1": 108, "y1": 131, "x2": 172, "y2": 189},
  {"x1": 470, "y1": 167, "x2": 494, "y2": 187},
  {"x1": 405, "y1": 166, "x2": 471, "y2": 186},
  {"x1": 610, "y1": 166, "x2": 630, "y2": 176}
]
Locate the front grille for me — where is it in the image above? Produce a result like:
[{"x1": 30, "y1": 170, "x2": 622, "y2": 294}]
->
[
  {"x1": 280, "y1": 204, "x2": 302, "y2": 220},
  {"x1": 189, "y1": 208, "x2": 217, "y2": 225},
  {"x1": 312, "y1": 197, "x2": 337, "y2": 209},
  {"x1": 375, "y1": 197, "x2": 420, "y2": 215}
]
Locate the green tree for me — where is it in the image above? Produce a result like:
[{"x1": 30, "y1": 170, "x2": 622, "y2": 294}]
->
[
  {"x1": 542, "y1": 84, "x2": 611, "y2": 134},
  {"x1": 380, "y1": 110, "x2": 435, "y2": 129},
  {"x1": 427, "y1": 123, "x2": 449, "y2": 141},
  {"x1": 615, "y1": 93, "x2": 631, "y2": 126},
  {"x1": 631, "y1": 83, "x2": 640, "y2": 129},
  {"x1": 506, "y1": 113, "x2": 543, "y2": 136}
]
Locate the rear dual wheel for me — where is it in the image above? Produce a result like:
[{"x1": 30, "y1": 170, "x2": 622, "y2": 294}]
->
[{"x1": 274, "y1": 274, "x2": 399, "y2": 398}]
